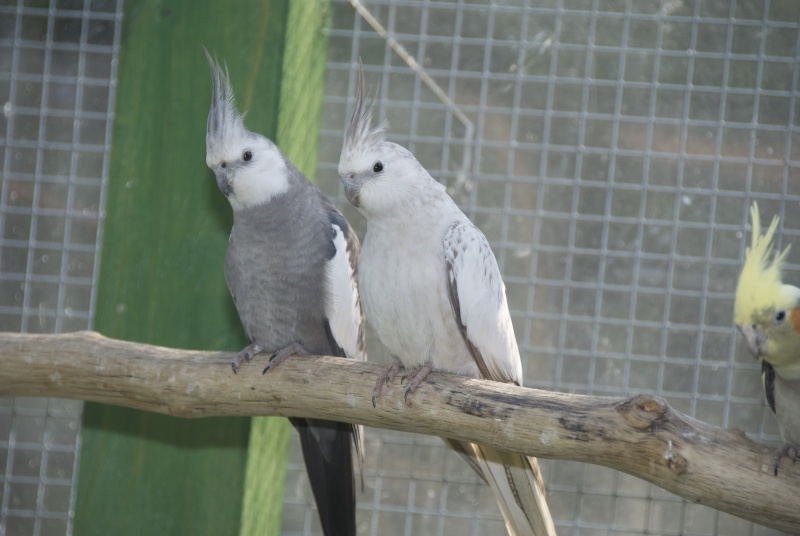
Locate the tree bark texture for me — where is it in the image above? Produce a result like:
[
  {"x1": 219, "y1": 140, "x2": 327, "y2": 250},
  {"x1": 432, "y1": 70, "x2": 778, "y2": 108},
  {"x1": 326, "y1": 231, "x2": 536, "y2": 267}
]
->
[{"x1": 0, "y1": 331, "x2": 797, "y2": 533}]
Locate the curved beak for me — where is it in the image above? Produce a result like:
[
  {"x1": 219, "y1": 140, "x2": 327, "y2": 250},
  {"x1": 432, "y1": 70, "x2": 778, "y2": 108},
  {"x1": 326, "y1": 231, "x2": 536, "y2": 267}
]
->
[
  {"x1": 214, "y1": 170, "x2": 233, "y2": 197},
  {"x1": 739, "y1": 323, "x2": 767, "y2": 358},
  {"x1": 343, "y1": 179, "x2": 361, "y2": 208}
]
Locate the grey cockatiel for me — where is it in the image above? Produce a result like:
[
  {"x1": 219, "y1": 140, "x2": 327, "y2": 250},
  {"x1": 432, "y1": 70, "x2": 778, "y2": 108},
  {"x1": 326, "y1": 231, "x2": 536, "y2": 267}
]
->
[
  {"x1": 338, "y1": 65, "x2": 556, "y2": 536},
  {"x1": 204, "y1": 52, "x2": 365, "y2": 535}
]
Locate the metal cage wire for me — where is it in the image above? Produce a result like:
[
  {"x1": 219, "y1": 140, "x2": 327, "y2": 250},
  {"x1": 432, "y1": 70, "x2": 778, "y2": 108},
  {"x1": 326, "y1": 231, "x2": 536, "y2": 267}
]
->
[
  {"x1": 0, "y1": 0, "x2": 122, "y2": 535},
  {"x1": 284, "y1": 1, "x2": 799, "y2": 535},
  {"x1": 0, "y1": 0, "x2": 798, "y2": 535}
]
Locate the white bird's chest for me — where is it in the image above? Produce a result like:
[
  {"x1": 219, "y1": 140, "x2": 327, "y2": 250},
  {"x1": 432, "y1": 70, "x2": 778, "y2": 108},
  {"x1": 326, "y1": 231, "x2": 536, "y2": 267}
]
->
[{"x1": 359, "y1": 214, "x2": 479, "y2": 376}]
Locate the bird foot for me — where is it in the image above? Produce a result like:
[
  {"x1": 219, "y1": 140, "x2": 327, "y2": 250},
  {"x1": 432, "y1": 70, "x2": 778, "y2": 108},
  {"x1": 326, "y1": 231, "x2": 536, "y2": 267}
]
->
[
  {"x1": 372, "y1": 357, "x2": 404, "y2": 407},
  {"x1": 401, "y1": 363, "x2": 433, "y2": 403},
  {"x1": 772, "y1": 441, "x2": 800, "y2": 475},
  {"x1": 231, "y1": 343, "x2": 263, "y2": 373},
  {"x1": 263, "y1": 342, "x2": 308, "y2": 374}
]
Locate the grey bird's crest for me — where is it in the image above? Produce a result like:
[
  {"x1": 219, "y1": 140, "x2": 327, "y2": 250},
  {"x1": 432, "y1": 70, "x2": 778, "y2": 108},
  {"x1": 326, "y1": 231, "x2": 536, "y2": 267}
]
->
[
  {"x1": 204, "y1": 49, "x2": 247, "y2": 157},
  {"x1": 339, "y1": 62, "x2": 386, "y2": 174}
]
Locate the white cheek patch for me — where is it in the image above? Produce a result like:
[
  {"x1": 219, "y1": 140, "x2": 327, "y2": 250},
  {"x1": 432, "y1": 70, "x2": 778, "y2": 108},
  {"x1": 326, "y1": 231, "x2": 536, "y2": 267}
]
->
[
  {"x1": 324, "y1": 223, "x2": 365, "y2": 361},
  {"x1": 228, "y1": 148, "x2": 290, "y2": 210}
]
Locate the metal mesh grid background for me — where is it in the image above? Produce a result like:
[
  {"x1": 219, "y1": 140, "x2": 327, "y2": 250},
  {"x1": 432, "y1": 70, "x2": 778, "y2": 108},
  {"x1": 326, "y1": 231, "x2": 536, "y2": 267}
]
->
[
  {"x1": 0, "y1": 0, "x2": 122, "y2": 535},
  {"x1": 283, "y1": 1, "x2": 800, "y2": 535}
]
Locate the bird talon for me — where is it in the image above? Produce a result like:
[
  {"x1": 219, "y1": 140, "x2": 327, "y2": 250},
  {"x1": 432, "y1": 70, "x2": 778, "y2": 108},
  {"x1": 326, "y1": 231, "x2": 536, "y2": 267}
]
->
[
  {"x1": 772, "y1": 442, "x2": 800, "y2": 475},
  {"x1": 231, "y1": 343, "x2": 261, "y2": 374},
  {"x1": 371, "y1": 377, "x2": 389, "y2": 406},
  {"x1": 261, "y1": 352, "x2": 281, "y2": 374},
  {"x1": 262, "y1": 342, "x2": 308, "y2": 375},
  {"x1": 372, "y1": 358, "x2": 404, "y2": 406},
  {"x1": 399, "y1": 364, "x2": 432, "y2": 403}
]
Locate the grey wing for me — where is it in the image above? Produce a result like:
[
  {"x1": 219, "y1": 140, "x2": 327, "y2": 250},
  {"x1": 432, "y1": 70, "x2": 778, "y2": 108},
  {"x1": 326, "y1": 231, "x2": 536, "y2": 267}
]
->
[
  {"x1": 763, "y1": 360, "x2": 777, "y2": 414},
  {"x1": 443, "y1": 221, "x2": 523, "y2": 385},
  {"x1": 224, "y1": 230, "x2": 255, "y2": 343}
]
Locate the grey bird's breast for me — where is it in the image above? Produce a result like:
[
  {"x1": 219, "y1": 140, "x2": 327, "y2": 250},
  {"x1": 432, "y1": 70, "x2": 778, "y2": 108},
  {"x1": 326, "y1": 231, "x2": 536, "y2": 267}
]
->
[{"x1": 225, "y1": 193, "x2": 332, "y2": 355}]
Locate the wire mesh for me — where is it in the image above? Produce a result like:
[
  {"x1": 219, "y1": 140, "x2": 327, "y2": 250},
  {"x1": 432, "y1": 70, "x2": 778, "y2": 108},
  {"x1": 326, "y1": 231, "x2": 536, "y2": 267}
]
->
[
  {"x1": 282, "y1": 1, "x2": 800, "y2": 535},
  {"x1": 0, "y1": 0, "x2": 122, "y2": 535},
  {"x1": 0, "y1": 1, "x2": 797, "y2": 535}
]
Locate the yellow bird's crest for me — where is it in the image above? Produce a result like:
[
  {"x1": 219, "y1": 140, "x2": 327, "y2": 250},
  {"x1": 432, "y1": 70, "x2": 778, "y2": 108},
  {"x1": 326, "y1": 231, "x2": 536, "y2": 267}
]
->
[{"x1": 734, "y1": 202, "x2": 792, "y2": 326}]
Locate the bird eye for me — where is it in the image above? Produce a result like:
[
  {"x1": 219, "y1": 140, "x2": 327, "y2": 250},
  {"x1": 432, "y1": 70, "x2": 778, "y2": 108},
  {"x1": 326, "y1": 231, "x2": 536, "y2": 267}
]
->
[
  {"x1": 221, "y1": 162, "x2": 227, "y2": 168},
  {"x1": 243, "y1": 150, "x2": 253, "y2": 162},
  {"x1": 373, "y1": 161, "x2": 383, "y2": 173},
  {"x1": 776, "y1": 310, "x2": 786, "y2": 322}
]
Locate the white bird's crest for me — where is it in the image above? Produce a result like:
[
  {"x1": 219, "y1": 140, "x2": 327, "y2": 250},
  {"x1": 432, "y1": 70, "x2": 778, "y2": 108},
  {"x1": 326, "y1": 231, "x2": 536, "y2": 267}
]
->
[
  {"x1": 205, "y1": 49, "x2": 246, "y2": 156},
  {"x1": 203, "y1": 49, "x2": 291, "y2": 210},
  {"x1": 339, "y1": 63, "x2": 387, "y2": 175}
]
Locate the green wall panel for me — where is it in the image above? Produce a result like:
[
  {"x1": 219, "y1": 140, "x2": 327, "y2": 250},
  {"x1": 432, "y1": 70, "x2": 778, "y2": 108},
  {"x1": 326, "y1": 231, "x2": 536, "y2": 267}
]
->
[
  {"x1": 74, "y1": 1, "x2": 299, "y2": 534},
  {"x1": 240, "y1": 1, "x2": 331, "y2": 534}
]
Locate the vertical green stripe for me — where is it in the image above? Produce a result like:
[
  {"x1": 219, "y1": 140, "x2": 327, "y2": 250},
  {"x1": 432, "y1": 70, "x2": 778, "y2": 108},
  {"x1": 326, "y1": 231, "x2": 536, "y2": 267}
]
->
[
  {"x1": 75, "y1": 1, "x2": 291, "y2": 535},
  {"x1": 276, "y1": 0, "x2": 331, "y2": 176},
  {"x1": 240, "y1": 2, "x2": 332, "y2": 535}
]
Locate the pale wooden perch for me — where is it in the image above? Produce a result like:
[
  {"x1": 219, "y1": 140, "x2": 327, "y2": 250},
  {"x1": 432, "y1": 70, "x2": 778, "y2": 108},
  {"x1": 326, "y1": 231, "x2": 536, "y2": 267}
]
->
[{"x1": 0, "y1": 331, "x2": 797, "y2": 533}]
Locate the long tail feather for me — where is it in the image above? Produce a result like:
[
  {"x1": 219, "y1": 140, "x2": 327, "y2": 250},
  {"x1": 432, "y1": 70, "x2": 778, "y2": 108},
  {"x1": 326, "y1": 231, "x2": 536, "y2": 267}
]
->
[
  {"x1": 291, "y1": 417, "x2": 357, "y2": 536},
  {"x1": 449, "y1": 439, "x2": 556, "y2": 536}
]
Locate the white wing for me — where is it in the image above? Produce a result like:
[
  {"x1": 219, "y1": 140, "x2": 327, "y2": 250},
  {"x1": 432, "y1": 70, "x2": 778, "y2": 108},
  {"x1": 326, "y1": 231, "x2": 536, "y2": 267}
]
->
[
  {"x1": 324, "y1": 216, "x2": 366, "y2": 480},
  {"x1": 324, "y1": 219, "x2": 366, "y2": 362},
  {"x1": 443, "y1": 221, "x2": 523, "y2": 385},
  {"x1": 471, "y1": 443, "x2": 556, "y2": 535}
]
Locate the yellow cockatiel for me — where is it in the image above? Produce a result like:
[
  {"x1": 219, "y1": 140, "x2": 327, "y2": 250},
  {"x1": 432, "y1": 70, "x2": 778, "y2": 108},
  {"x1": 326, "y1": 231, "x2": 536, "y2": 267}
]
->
[{"x1": 734, "y1": 202, "x2": 800, "y2": 474}]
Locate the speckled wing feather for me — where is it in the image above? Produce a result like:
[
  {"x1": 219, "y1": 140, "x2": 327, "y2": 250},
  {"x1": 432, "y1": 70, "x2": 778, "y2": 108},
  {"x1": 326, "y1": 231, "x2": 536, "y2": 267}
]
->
[
  {"x1": 444, "y1": 221, "x2": 522, "y2": 385},
  {"x1": 443, "y1": 221, "x2": 555, "y2": 536}
]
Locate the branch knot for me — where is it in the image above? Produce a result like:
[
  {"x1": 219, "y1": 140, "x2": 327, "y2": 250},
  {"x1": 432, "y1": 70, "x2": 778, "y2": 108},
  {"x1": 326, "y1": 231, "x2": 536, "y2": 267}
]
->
[{"x1": 615, "y1": 394, "x2": 670, "y2": 431}]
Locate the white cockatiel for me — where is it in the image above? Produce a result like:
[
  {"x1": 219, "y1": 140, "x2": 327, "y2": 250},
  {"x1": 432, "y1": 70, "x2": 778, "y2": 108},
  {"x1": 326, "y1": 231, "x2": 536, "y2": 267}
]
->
[{"x1": 338, "y1": 65, "x2": 556, "y2": 536}]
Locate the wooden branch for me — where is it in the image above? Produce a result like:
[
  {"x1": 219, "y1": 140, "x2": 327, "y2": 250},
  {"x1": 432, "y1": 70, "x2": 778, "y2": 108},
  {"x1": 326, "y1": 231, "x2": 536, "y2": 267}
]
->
[{"x1": 0, "y1": 332, "x2": 797, "y2": 533}]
